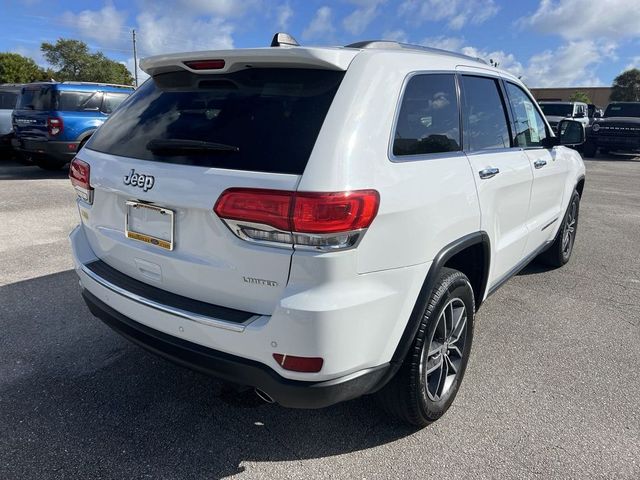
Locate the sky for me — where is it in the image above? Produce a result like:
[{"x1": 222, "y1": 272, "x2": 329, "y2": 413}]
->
[{"x1": 1, "y1": 0, "x2": 639, "y2": 88}]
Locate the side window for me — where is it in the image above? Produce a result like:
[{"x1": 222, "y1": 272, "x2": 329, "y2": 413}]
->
[
  {"x1": 392, "y1": 74, "x2": 460, "y2": 157},
  {"x1": 460, "y1": 75, "x2": 511, "y2": 151},
  {"x1": 57, "y1": 91, "x2": 102, "y2": 111},
  {"x1": 102, "y1": 93, "x2": 130, "y2": 114},
  {"x1": 505, "y1": 82, "x2": 549, "y2": 148}
]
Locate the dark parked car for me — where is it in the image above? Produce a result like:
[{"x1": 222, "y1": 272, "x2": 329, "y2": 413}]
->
[
  {"x1": 583, "y1": 102, "x2": 640, "y2": 157},
  {"x1": 12, "y1": 82, "x2": 133, "y2": 170}
]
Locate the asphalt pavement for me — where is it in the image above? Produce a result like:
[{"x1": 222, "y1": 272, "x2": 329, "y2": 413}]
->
[{"x1": 1, "y1": 154, "x2": 639, "y2": 479}]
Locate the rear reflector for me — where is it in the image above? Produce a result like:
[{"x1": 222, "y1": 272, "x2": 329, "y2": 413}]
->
[
  {"x1": 273, "y1": 354, "x2": 324, "y2": 373},
  {"x1": 69, "y1": 157, "x2": 93, "y2": 204},
  {"x1": 184, "y1": 59, "x2": 225, "y2": 70}
]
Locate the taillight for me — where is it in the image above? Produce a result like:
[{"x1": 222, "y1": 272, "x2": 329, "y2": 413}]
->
[
  {"x1": 47, "y1": 117, "x2": 63, "y2": 136},
  {"x1": 184, "y1": 59, "x2": 225, "y2": 70},
  {"x1": 273, "y1": 354, "x2": 324, "y2": 373},
  {"x1": 214, "y1": 189, "x2": 379, "y2": 251},
  {"x1": 69, "y1": 157, "x2": 93, "y2": 204}
]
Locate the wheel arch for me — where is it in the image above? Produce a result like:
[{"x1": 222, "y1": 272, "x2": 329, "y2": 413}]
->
[{"x1": 371, "y1": 231, "x2": 490, "y2": 392}]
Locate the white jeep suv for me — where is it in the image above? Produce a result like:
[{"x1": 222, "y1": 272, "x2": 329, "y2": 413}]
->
[{"x1": 69, "y1": 37, "x2": 586, "y2": 426}]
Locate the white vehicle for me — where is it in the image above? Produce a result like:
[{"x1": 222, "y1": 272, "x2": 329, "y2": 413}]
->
[
  {"x1": 69, "y1": 35, "x2": 586, "y2": 426},
  {"x1": 539, "y1": 101, "x2": 590, "y2": 132},
  {"x1": 0, "y1": 84, "x2": 22, "y2": 154}
]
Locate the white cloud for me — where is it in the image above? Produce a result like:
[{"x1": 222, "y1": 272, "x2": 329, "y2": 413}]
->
[
  {"x1": 625, "y1": 56, "x2": 640, "y2": 71},
  {"x1": 343, "y1": 0, "x2": 386, "y2": 35},
  {"x1": 178, "y1": 0, "x2": 259, "y2": 17},
  {"x1": 524, "y1": 41, "x2": 607, "y2": 87},
  {"x1": 135, "y1": 12, "x2": 234, "y2": 56},
  {"x1": 416, "y1": 36, "x2": 609, "y2": 87},
  {"x1": 521, "y1": 0, "x2": 640, "y2": 41},
  {"x1": 399, "y1": 0, "x2": 499, "y2": 30},
  {"x1": 421, "y1": 36, "x2": 464, "y2": 52},
  {"x1": 302, "y1": 6, "x2": 335, "y2": 41},
  {"x1": 383, "y1": 29, "x2": 408, "y2": 43},
  {"x1": 60, "y1": 4, "x2": 128, "y2": 46},
  {"x1": 275, "y1": 3, "x2": 293, "y2": 30}
]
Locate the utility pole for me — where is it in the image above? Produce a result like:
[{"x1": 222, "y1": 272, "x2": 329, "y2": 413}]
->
[{"x1": 132, "y1": 29, "x2": 139, "y2": 88}]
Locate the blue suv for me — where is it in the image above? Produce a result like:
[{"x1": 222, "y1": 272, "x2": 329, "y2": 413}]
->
[{"x1": 12, "y1": 82, "x2": 133, "y2": 169}]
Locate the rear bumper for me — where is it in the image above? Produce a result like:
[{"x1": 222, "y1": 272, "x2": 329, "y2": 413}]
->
[
  {"x1": 11, "y1": 138, "x2": 78, "y2": 161},
  {"x1": 82, "y1": 288, "x2": 389, "y2": 408}
]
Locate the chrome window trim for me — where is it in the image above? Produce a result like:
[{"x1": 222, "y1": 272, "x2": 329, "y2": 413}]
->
[{"x1": 80, "y1": 263, "x2": 258, "y2": 333}]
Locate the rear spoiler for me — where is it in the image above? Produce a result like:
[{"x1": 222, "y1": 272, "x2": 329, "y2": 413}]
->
[{"x1": 140, "y1": 47, "x2": 358, "y2": 76}]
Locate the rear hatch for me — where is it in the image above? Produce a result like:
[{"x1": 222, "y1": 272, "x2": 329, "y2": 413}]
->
[
  {"x1": 79, "y1": 48, "x2": 355, "y2": 314},
  {"x1": 12, "y1": 84, "x2": 53, "y2": 140}
]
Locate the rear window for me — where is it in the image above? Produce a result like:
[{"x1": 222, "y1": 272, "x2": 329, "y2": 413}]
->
[
  {"x1": 17, "y1": 87, "x2": 53, "y2": 110},
  {"x1": 604, "y1": 103, "x2": 640, "y2": 118},
  {"x1": 88, "y1": 68, "x2": 345, "y2": 174},
  {"x1": 0, "y1": 91, "x2": 18, "y2": 109}
]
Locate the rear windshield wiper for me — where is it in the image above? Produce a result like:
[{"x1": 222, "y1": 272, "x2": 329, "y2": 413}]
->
[{"x1": 146, "y1": 139, "x2": 239, "y2": 154}]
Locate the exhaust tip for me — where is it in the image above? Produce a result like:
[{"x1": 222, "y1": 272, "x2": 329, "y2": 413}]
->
[{"x1": 254, "y1": 388, "x2": 275, "y2": 404}]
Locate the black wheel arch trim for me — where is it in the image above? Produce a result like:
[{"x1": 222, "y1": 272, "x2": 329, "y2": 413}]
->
[{"x1": 370, "y1": 231, "x2": 490, "y2": 393}]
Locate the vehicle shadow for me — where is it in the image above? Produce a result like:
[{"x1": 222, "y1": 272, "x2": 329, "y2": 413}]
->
[
  {"x1": 0, "y1": 158, "x2": 69, "y2": 180},
  {"x1": 0, "y1": 270, "x2": 415, "y2": 479}
]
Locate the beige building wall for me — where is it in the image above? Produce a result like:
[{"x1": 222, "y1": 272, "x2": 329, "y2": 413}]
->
[{"x1": 529, "y1": 87, "x2": 612, "y2": 107}]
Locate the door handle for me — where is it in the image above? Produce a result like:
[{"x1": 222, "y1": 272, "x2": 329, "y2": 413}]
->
[
  {"x1": 479, "y1": 167, "x2": 500, "y2": 179},
  {"x1": 534, "y1": 159, "x2": 547, "y2": 169}
]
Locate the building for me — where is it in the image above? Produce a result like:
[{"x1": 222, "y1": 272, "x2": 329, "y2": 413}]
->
[{"x1": 529, "y1": 87, "x2": 612, "y2": 108}]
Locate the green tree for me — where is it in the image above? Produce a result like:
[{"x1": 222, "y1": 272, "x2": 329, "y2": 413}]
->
[
  {"x1": 610, "y1": 68, "x2": 640, "y2": 102},
  {"x1": 0, "y1": 52, "x2": 46, "y2": 83},
  {"x1": 41, "y1": 38, "x2": 133, "y2": 85},
  {"x1": 569, "y1": 91, "x2": 591, "y2": 103}
]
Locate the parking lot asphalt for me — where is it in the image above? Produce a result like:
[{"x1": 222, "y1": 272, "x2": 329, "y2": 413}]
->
[{"x1": 1, "y1": 154, "x2": 639, "y2": 479}]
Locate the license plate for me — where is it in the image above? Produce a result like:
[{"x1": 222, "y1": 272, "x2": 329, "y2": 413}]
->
[{"x1": 125, "y1": 201, "x2": 174, "y2": 250}]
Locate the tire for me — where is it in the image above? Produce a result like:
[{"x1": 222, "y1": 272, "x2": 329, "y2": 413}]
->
[
  {"x1": 537, "y1": 190, "x2": 580, "y2": 268},
  {"x1": 375, "y1": 267, "x2": 475, "y2": 427},
  {"x1": 35, "y1": 157, "x2": 68, "y2": 171},
  {"x1": 582, "y1": 140, "x2": 597, "y2": 158}
]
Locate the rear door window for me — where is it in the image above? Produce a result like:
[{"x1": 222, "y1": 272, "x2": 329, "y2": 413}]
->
[
  {"x1": 392, "y1": 73, "x2": 460, "y2": 157},
  {"x1": 460, "y1": 75, "x2": 511, "y2": 151},
  {"x1": 56, "y1": 91, "x2": 103, "y2": 111},
  {"x1": 88, "y1": 68, "x2": 345, "y2": 174}
]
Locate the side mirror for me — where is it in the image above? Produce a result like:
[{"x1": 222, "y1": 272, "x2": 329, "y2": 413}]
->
[
  {"x1": 558, "y1": 119, "x2": 585, "y2": 146},
  {"x1": 594, "y1": 111, "x2": 602, "y2": 118},
  {"x1": 574, "y1": 112, "x2": 585, "y2": 118}
]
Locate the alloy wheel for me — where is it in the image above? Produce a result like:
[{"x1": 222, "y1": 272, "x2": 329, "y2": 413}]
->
[
  {"x1": 422, "y1": 298, "x2": 468, "y2": 402},
  {"x1": 562, "y1": 198, "x2": 578, "y2": 257}
]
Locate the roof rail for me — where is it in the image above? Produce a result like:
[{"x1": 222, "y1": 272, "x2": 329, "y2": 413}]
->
[
  {"x1": 61, "y1": 81, "x2": 134, "y2": 89},
  {"x1": 345, "y1": 40, "x2": 488, "y2": 65}
]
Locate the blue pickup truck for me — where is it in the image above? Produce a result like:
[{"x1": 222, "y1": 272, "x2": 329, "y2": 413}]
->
[{"x1": 12, "y1": 82, "x2": 133, "y2": 170}]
